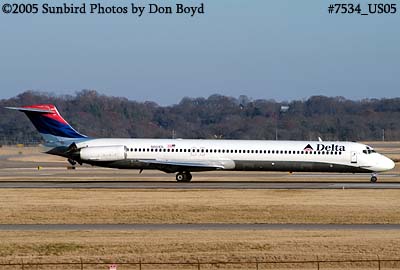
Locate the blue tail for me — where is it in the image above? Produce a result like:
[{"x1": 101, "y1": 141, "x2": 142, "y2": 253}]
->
[{"x1": 6, "y1": 104, "x2": 89, "y2": 146}]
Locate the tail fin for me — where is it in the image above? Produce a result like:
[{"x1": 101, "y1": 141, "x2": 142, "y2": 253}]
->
[{"x1": 6, "y1": 104, "x2": 88, "y2": 146}]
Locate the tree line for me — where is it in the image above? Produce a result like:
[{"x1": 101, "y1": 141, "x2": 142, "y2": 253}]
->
[{"x1": 0, "y1": 90, "x2": 399, "y2": 144}]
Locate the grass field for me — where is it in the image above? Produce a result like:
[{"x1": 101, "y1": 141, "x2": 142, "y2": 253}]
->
[
  {"x1": 0, "y1": 189, "x2": 400, "y2": 224},
  {"x1": 1, "y1": 230, "x2": 400, "y2": 268}
]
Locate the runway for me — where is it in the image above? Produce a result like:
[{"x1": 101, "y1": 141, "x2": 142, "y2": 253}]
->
[
  {"x1": 0, "y1": 180, "x2": 400, "y2": 189},
  {"x1": 1, "y1": 223, "x2": 400, "y2": 231}
]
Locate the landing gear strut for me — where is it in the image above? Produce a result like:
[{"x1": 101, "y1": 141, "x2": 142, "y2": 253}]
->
[
  {"x1": 67, "y1": 158, "x2": 76, "y2": 166},
  {"x1": 370, "y1": 172, "x2": 378, "y2": 183},
  {"x1": 176, "y1": 171, "x2": 192, "y2": 182}
]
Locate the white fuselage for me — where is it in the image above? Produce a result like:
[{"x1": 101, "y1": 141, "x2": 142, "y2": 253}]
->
[{"x1": 74, "y1": 138, "x2": 395, "y2": 173}]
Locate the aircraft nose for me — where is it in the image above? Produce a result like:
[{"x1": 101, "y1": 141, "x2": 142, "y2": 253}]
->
[
  {"x1": 382, "y1": 156, "x2": 395, "y2": 171},
  {"x1": 387, "y1": 158, "x2": 395, "y2": 170}
]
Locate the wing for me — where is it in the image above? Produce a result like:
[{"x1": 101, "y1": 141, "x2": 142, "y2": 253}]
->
[{"x1": 138, "y1": 159, "x2": 231, "y2": 173}]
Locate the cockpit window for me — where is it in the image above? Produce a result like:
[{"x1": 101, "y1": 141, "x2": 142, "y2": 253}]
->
[{"x1": 363, "y1": 148, "x2": 376, "y2": 154}]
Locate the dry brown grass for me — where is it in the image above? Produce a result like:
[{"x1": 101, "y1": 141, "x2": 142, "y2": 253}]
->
[
  {"x1": 1, "y1": 230, "x2": 400, "y2": 269},
  {"x1": 0, "y1": 146, "x2": 43, "y2": 156},
  {"x1": 0, "y1": 189, "x2": 400, "y2": 224}
]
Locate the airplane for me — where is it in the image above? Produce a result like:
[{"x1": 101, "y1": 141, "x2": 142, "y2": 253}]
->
[{"x1": 6, "y1": 104, "x2": 395, "y2": 182}]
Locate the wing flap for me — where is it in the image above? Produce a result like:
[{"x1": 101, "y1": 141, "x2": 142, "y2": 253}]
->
[{"x1": 138, "y1": 159, "x2": 226, "y2": 173}]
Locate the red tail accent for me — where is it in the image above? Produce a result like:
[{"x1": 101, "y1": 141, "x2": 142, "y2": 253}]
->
[{"x1": 22, "y1": 104, "x2": 68, "y2": 125}]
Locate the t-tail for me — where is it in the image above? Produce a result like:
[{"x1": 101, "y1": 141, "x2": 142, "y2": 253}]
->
[{"x1": 6, "y1": 104, "x2": 89, "y2": 147}]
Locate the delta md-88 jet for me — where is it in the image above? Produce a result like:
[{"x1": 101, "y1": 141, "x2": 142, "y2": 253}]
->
[{"x1": 7, "y1": 104, "x2": 395, "y2": 182}]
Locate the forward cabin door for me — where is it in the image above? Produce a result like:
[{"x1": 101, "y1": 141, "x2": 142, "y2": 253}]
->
[{"x1": 351, "y1": 151, "x2": 357, "y2": 163}]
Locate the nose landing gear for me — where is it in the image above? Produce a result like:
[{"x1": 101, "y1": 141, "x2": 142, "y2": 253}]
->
[
  {"x1": 176, "y1": 171, "x2": 192, "y2": 182},
  {"x1": 370, "y1": 172, "x2": 378, "y2": 183}
]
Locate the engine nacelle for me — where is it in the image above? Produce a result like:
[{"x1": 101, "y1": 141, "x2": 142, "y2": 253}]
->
[{"x1": 80, "y1": 145, "x2": 127, "y2": 161}]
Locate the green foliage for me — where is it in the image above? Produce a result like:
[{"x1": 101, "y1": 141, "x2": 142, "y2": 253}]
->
[{"x1": 1, "y1": 90, "x2": 399, "y2": 144}]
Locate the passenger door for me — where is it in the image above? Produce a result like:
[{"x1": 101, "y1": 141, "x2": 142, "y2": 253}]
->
[{"x1": 350, "y1": 151, "x2": 357, "y2": 163}]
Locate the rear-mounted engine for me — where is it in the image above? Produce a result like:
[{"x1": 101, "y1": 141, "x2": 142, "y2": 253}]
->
[{"x1": 80, "y1": 145, "x2": 127, "y2": 161}]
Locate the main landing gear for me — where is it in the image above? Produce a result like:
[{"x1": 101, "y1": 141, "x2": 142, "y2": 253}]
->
[
  {"x1": 67, "y1": 158, "x2": 76, "y2": 166},
  {"x1": 370, "y1": 172, "x2": 378, "y2": 183},
  {"x1": 176, "y1": 171, "x2": 192, "y2": 182}
]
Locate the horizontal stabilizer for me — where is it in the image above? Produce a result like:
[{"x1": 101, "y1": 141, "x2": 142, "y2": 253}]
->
[{"x1": 5, "y1": 106, "x2": 53, "y2": 113}]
